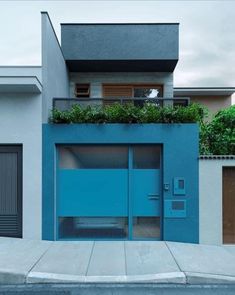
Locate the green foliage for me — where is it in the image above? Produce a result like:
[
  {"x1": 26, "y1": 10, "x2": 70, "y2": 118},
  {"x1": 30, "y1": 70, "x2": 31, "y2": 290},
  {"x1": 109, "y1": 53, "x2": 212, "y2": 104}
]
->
[
  {"x1": 51, "y1": 102, "x2": 235, "y2": 155},
  {"x1": 199, "y1": 105, "x2": 235, "y2": 155},
  {"x1": 51, "y1": 102, "x2": 205, "y2": 124}
]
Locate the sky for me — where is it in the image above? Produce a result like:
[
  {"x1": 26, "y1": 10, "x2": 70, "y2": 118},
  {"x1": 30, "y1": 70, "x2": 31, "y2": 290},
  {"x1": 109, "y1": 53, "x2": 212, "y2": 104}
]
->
[{"x1": 0, "y1": 0, "x2": 235, "y2": 89}]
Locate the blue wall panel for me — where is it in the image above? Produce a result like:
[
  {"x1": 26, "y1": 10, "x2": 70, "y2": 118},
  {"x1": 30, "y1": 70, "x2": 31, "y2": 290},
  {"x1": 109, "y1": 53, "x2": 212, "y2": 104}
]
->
[
  {"x1": 58, "y1": 169, "x2": 128, "y2": 216},
  {"x1": 42, "y1": 123, "x2": 199, "y2": 243}
]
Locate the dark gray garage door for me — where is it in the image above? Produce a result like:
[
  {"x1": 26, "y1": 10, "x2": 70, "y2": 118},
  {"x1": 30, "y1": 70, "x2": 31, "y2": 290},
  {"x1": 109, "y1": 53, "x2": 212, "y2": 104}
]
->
[{"x1": 0, "y1": 146, "x2": 22, "y2": 238}]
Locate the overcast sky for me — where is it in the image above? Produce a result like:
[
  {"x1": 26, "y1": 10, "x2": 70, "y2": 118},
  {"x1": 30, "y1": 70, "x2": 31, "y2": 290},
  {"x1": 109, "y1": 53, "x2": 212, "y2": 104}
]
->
[{"x1": 0, "y1": 0, "x2": 235, "y2": 88}]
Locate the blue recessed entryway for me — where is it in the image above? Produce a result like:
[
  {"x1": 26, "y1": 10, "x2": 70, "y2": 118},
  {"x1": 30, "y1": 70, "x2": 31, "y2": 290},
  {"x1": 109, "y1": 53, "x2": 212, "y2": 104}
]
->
[
  {"x1": 57, "y1": 145, "x2": 162, "y2": 240},
  {"x1": 42, "y1": 123, "x2": 199, "y2": 243}
]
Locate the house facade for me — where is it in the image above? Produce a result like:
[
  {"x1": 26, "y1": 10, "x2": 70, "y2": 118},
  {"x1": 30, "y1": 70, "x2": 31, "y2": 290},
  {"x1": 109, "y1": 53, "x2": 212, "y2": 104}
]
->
[
  {"x1": 42, "y1": 13, "x2": 199, "y2": 242},
  {"x1": 174, "y1": 87, "x2": 235, "y2": 116},
  {"x1": 0, "y1": 12, "x2": 233, "y2": 244},
  {"x1": 0, "y1": 66, "x2": 42, "y2": 240}
]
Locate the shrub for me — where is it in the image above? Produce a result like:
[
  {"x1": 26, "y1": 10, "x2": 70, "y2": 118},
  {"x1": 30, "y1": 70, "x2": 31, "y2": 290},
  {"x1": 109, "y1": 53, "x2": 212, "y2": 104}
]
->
[
  {"x1": 199, "y1": 105, "x2": 235, "y2": 155},
  {"x1": 51, "y1": 102, "x2": 235, "y2": 155},
  {"x1": 50, "y1": 102, "x2": 205, "y2": 124}
]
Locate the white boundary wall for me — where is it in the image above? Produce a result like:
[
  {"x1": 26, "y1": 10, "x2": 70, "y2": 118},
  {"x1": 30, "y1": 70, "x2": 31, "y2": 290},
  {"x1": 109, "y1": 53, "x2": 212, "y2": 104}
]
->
[
  {"x1": 199, "y1": 158, "x2": 235, "y2": 245},
  {"x1": 0, "y1": 91, "x2": 42, "y2": 240}
]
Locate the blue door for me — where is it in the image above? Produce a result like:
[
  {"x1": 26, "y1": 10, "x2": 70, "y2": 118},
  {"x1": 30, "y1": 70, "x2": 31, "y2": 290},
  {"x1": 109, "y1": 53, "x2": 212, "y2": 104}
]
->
[
  {"x1": 131, "y1": 146, "x2": 161, "y2": 239},
  {"x1": 57, "y1": 145, "x2": 161, "y2": 240}
]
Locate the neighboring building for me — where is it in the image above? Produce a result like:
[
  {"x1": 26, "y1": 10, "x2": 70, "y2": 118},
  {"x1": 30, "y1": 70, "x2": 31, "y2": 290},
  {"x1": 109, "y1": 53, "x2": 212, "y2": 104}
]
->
[
  {"x1": 0, "y1": 12, "x2": 233, "y2": 245},
  {"x1": 0, "y1": 66, "x2": 42, "y2": 240},
  {"x1": 174, "y1": 87, "x2": 235, "y2": 115}
]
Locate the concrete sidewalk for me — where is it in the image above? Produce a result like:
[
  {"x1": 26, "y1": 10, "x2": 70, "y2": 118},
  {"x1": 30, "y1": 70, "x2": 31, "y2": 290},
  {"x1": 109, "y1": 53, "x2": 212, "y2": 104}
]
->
[{"x1": 0, "y1": 237, "x2": 235, "y2": 285}]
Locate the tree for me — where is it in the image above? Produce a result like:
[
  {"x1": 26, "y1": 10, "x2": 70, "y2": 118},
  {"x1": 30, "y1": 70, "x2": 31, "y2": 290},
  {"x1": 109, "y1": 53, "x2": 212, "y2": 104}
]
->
[{"x1": 200, "y1": 105, "x2": 235, "y2": 155}]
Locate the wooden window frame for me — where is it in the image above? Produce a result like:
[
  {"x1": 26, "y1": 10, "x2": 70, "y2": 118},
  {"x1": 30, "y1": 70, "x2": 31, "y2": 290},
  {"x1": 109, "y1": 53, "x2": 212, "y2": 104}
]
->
[{"x1": 74, "y1": 84, "x2": 90, "y2": 98}]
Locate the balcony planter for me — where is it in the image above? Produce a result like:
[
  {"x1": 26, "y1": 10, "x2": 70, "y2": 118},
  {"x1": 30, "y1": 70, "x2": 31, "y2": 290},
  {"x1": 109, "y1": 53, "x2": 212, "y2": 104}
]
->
[{"x1": 50, "y1": 102, "x2": 205, "y2": 124}]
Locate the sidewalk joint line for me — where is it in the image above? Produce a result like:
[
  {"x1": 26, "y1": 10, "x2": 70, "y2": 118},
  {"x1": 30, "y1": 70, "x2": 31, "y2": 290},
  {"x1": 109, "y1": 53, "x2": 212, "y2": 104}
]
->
[
  {"x1": 165, "y1": 242, "x2": 186, "y2": 282},
  {"x1": 124, "y1": 241, "x2": 127, "y2": 276},
  {"x1": 25, "y1": 242, "x2": 54, "y2": 283},
  {"x1": 85, "y1": 241, "x2": 95, "y2": 276}
]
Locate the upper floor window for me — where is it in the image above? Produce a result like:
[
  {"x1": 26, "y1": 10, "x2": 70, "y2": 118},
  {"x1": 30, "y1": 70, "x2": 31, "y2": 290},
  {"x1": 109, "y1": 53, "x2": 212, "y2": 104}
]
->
[
  {"x1": 75, "y1": 84, "x2": 90, "y2": 98},
  {"x1": 103, "y1": 84, "x2": 163, "y2": 99},
  {"x1": 133, "y1": 86, "x2": 163, "y2": 98},
  {"x1": 103, "y1": 84, "x2": 163, "y2": 106}
]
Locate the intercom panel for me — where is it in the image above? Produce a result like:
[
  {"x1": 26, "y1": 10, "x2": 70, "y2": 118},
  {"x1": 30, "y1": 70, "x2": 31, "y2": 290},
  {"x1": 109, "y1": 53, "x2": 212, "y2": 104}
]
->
[{"x1": 174, "y1": 177, "x2": 186, "y2": 195}]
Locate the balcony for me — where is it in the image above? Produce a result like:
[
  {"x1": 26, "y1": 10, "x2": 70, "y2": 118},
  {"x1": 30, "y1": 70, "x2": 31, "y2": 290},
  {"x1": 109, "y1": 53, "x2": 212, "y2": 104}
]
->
[{"x1": 53, "y1": 97, "x2": 190, "y2": 112}]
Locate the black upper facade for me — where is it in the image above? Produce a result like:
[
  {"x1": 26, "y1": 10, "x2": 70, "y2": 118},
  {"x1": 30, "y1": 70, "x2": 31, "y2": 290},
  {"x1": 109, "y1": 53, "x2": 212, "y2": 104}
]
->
[{"x1": 61, "y1": 23, "x2": 179, "y2": 72}]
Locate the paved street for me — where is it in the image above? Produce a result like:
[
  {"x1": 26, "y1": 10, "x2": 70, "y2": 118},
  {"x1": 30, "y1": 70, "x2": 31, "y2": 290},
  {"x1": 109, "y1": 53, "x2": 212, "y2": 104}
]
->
[{"x1": 1, "y1": 283, "x2": 235, "y2": 295}]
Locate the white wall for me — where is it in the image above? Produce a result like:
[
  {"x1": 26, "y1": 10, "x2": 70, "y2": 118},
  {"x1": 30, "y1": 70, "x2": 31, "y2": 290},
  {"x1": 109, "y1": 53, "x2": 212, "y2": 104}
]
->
[
  {"x1": 191, "y1": 95, "x2": 231, "y2": 115},
  {"x1": 0, "y1": 92, "x2": 42, "y2": 240},
  {"x1": 199, "y1": 159, "x2": 235, "y2": 245},
  {"x1": 69, "y1": 72, "x2": 173, "y2": 98},
  {"x1": 41, "y1": 12, "x2": 69, "y2": 123}
]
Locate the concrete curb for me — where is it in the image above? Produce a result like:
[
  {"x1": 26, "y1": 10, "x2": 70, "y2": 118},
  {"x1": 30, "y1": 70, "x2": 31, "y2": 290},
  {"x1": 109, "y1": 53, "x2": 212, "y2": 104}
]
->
[
  {"x1": 185, "y1": 272, "x2": 235, "y2": 284},
  {"x1": 27, "y1": 271, "x2": 186, "y2": 284}
]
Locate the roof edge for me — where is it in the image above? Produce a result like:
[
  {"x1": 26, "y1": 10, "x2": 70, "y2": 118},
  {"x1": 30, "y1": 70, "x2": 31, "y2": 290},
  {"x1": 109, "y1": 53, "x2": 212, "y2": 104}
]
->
[{"x1": 61, "y1": 23, "x2": 180, "y2": 26}]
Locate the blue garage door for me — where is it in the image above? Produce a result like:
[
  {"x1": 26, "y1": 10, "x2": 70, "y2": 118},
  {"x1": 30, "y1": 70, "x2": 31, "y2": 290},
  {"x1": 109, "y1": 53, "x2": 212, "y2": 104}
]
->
[{"x1": 57, "y1": 145, "x2": 161, "y2": 240}]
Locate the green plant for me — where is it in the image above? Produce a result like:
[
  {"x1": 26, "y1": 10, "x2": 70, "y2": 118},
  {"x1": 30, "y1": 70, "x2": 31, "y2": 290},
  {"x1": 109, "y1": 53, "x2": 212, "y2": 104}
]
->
[
  {"x1": 200, "y1": 105, "x2": 235, "y2": 155},
  {"x1": 105, "y1": 103, "x2": 141, "y2": 123},
  {"x1": 50, "y1": 102, "x2": 205, "y2": 125},
  {"x1": 50, "y1": 102, "x2": 235, "y2": 155}
]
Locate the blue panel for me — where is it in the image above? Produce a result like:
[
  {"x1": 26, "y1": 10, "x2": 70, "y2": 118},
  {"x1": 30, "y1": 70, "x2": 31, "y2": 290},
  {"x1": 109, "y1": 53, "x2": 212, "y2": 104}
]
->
[
  {"x1": 58, "y1": 169, "x2": 128, "y2": 216},
  {"x1": 164, "y1": 200, "x2": 186, "y2": 218},
  {"x1": 132, "y1": 170, "x2": 160, "y2": 216},
  {"x1": 173, "y1": 177, "x2": 186, "y2": 195}
]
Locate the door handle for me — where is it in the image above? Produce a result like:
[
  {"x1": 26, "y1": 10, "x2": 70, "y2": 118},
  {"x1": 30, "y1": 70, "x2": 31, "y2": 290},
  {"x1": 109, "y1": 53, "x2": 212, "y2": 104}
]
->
[{"x1": 148, "y1": 194, "x2": 160, "y2": 200}]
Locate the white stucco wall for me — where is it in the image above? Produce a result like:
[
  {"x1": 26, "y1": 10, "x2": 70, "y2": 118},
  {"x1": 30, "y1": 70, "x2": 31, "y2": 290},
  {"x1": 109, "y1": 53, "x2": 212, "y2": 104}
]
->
[
  {"x1": 0, "y1": 92, "x2": 42, "y2": 240},
  {"x1": 69, "y1": 72, "x2": 173, "y2": 98},
  {"x1": 199, "y1": 158, "x2": 235, "y2": 245},
  {"x1": 41, "y1": 12, "x2": 69, "y2": 123}
]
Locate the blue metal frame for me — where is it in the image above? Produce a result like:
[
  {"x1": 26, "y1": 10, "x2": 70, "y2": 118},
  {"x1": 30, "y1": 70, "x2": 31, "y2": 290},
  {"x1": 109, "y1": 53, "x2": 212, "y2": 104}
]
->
[
  {"x1": 128, "y1": 147, "x2": 133, "y2": 240},
  {"x1": 55, "y1": 145, "x2": 162, "y2": 241}
]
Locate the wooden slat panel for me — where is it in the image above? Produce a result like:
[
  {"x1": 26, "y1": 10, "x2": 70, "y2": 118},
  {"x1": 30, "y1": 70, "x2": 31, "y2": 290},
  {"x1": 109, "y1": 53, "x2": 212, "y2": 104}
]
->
[
  {"x1": 103, "y1": 86, "x2": 133, "y2": 98},
  {"x1": 223, "y1": 167, "x2": 235, "y2": 244}
]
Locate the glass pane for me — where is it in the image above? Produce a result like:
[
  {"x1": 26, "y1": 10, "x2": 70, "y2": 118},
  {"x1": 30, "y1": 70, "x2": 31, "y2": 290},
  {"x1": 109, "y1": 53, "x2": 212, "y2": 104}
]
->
[
  {"x1": 133, "y1": 217, "x2": 160, "y2": 239},
  {"x1": 59, "y1": 145, "x2": 128, "y2": 169},
  {"x1": 133, "y1": 145, "x2": 161, "y2": 169},
  {"x1": 134, "y1": 87, "x2": 162, "y2": 98},
  {"x1": 59, "y1": 217, "x2": 128, "y2": 239}
]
